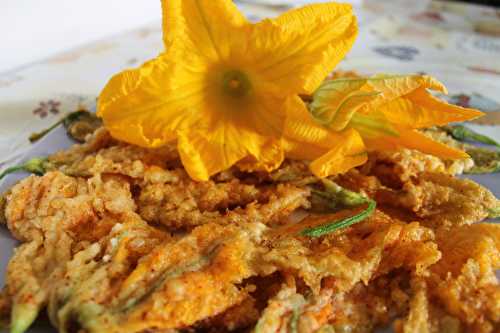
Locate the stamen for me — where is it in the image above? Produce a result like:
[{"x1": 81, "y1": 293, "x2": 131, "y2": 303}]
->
[{"x1": 222, "y1": 70, "x2": 251, "y2": 98}]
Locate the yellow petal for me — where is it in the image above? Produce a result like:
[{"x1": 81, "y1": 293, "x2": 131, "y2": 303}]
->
[
  {"x1": 250, "y1": 3, "x2": 357, "y2": 95},
  {"x1": 309, "y1": 74, "x2": 446, "y2": 131},
  {"x1": 313, "y1": 91, "x2": 380, "y2": 131},
  {"x1": 349, "y1": 110, "x2": 399, "y2": 139},
  {"x1": 310, "y1": 77, "x2": 371, "y2": 123},
  {"x1": 178, "y1": 123, "x2": 284, "y2": 181},
  {"x1": 177, "y1": 130, "x2": 245, "y2": 181},
  {"x1": 283, "y1": 96, "x2": 335, "y2": 159},
  {"x1": 364, "y1": 74, "x2": 446, "y2": 109},
  {"x1": 161, "y1": 0, "x2": 249, "y2": 61},
  {"x1": 364, "y1": 129, "x2": 469, "y2": 160},
  {"x1": 283, "y1": 97, "x2": 367, "y2": 177},
  {"x1": 310, "y1": 74, "x2": 482, "y2": 135},
  {"x1": 309, "y1": 129, "x2": 368, "y2": 178},
  {"x1": 175, "y1": 86, "x2": 287, "y2": 180},
  {"x1": 236, "y1": 138, "x2": 284, "y2": 173},
  {"x1": 235, "y1": 94, "x2": 287, "y2": 173},
  {"x1": 379, "y1": 88, "x2": 484, "y2": 129},
  {"x1": 97, "y1": 52, "x2": 208, "y2": 148}
]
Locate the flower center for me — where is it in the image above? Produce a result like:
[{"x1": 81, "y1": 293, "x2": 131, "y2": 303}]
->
[{"x1": 221, "y1": 70, "x2": 251, "y2": 98}]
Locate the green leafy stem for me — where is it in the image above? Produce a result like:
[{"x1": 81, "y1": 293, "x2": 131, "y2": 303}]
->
[
  {"x1": 29, "y1": 110, "x2": 94, "y2": 143},
  {"x1": 0, "y1": 158, "x2": 52, "y2": 181},
  {"x1": 301, "y1": 179, "x2": 376, "y2": 237},
  {"x1": 488, "y1": 206, "x2": 500, "y2": 219},
  {"x1": 443, "y1": 125, "x2": 500, "y2": 148}
]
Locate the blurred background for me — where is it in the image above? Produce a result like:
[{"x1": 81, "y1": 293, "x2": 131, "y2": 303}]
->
[
  {"x1": 1, "y1": 0, "x2": 499, "y2": 73},
  {"x1": 0, "y1": 0, "x2": 499, "y2": 168}
]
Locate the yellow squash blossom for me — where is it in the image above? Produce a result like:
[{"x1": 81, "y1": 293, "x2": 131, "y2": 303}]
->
[
  {"x1": 286, "y1": 74, "x2": 483, "y2": 177},
  {"x1": 97, "y1": 0, "x2": 358, "y2": 181}
]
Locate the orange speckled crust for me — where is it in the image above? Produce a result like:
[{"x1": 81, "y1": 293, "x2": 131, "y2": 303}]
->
[
  {"x1": 393, "y1": 278, "x2": 434, "y2": 333},
  {"x1": 339, "y1": 155, "x2": 499, "y2": 229},
  {"x1": 138, "y1": 180, "x2": 309, "y2": 229},
  {"x1": 0, "y1": 127, "x2": 498, "y2": 333},
  {"x1": 202, "y1": 296, "x2": 261, "y2": 331},
  {"x1": 429, "y1": 224, "x2": 500, "y2": 332}
]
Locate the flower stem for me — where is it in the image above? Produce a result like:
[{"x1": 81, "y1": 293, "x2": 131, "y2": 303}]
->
[
  {"x1": 464, "y1": 147, "x2": 500, "y2": 174},
  {"x1": 303, "y1": 179, "x2": 376, "y2": 237},
  {"x1": 0, "y1": 157, "x2": 51, "y2": 180},
  {"x1": 321, "y1": 178, "x2": 369, "y2": 206},
  {"x1": 29, "y1": 119, "x2": 65, "y2": 143},
  {"x1": 489, "y1": 206, "x2": 500, "y2": 219},
  {"x1": 0, "y1": 166, "x2": 26, "y2": 180},
  {"x1": 29, "y1": 110, "x2": 96, "y2": 143},
  {"x1": 443, "y1": 125, "x2": 500, "y2": 148},
  {"x1": 301, "y1": 200, "x2": 376, "y2": 237}
]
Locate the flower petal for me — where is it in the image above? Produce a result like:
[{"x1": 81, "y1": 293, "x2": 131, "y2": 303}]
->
[
  {"x1": 349, "y1": 110, "x2": 399, "y2": 138},
  {"x1": 309, "y1": 74, "x2": 482, "y2": 136},
  {"x1": 310, "y1": 77, "x2": 372, "y2": 124},
  {"x1": 161, "y1": 0, "x2": 249, "y2": 61},
  {"x1": 364, "y1": 129, "x2": 469, "y2": 160},
  {"x1": 309, "y1": 129, "x2": 367, "y2": 178},
  {"x1": 283, "y1": 96, "x2": 334, "y2": 159},
  {"x1": 236, "y1": 138, "x2": 284, "y2": 173},
  {"x1": 314, "y1": 91, "x2": 380, "y2": 131},
  {"x1": 250, "y1": 3, "x2": 357, "y2": 95},
  {"x1": 283, "y1": 97, "x2": 367, "y2": 177},
  {"x1": 309, "y1": 74, "x2": 447, "y2": 131},
  {"x1": 379, "y1": 88, "x2": 483, "y2": 129},
  {"x1": 177, "y1": 131, "x2": 246, "y2": 181},
  {"x1": 233, "y1": 93, "x2": 286, "y2": 172},
  {"x1": 364, "y1": 74, "x2": 446, "y2": 108},
  {"x1": 176, "y1": 88, "x2": 288, "y2": 180},
  {"x1": 97, "y1": 53, "x2": 207, "y2": 148},
  {"x1": 178, "y1": 122, "x2": 284, "y2": 181}
]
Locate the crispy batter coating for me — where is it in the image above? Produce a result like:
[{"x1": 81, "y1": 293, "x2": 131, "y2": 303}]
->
[
  {"x1": 0, "y1": 127, "x2": 499, "y2": 333},
  {"x1": 339, "y1": 164, "x2": 498, "y2": 229},
  {"x1": 430, "y1": 224, "x2": 500, "y2": 332},
  {"x1": 139, "y1": 181, "x2": 310, "y2": 229},
  {"x1": 393, "y1": 278, "x2": 433, "y2": 333}
]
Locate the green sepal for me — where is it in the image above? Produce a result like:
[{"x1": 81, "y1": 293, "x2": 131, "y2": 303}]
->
[
  {"x1": 464, "y1": 147, "x2": 500, "y2": 174},
  {"x1": 303, "y1": 179, "x2": 376, "y2": 237},
  {"x1": 301, "y1": 200, "x2": 376, "y2": 238},
  {"x1": 488, "y1": 206, "x2": 500, "y2": 219},
  {"x1": 443, "y1": 125, "x2": 500, "y2": 148},
  {"x1": 0, "y1": 158, "x2": 52, "y2": 180},
  {"x1": 29, "y1": 110, "x2": 101, "y2": 143}
]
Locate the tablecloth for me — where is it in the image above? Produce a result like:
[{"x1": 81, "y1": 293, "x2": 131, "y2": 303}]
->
[{"x1": 0, "y1": 0, "x2": 499, "y2": 169}]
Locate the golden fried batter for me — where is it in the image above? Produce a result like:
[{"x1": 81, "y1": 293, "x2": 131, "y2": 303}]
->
[
  {"x1": 339, "y1": 159, "x2": 499, "y2": 229},
  {"x1": 0, "y1": 128, "x2": 499, "y2": 333}
]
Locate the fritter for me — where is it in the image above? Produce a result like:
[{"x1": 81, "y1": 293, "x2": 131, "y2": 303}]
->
[{"x1": 0, "y1": 128, "x2": 499, "y2": 333}]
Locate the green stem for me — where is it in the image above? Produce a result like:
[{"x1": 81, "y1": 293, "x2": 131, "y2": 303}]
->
[
  {"x1": 288, "y1": 307, "x2": 300, "y2": 333},
  {"x1": 0, "y1": 158, "x2": 50, "y2": 180},
  {"x1": 321, "y1": 179, "x2": 368, "y2": 207},
  {"x1": 488, "y1": 206, "x2": 500, "y2": 219},
  {"x1": 466, "y1": 164, "x2": 500, "y2": 174},
  {"x1": 444, "y1": 125, "x2": 500, "y2": 148},
  {"x1": 11, "y1": 302, "x2": 40, "y2": 333},
  {"x1": 464, "y1": 147, "x2": 500, "y2": 174},
  {"x1": 29, "y1": 119, "x2": 64, "y2": 143},
  {"x1": 300, "y1": 200, "x2": 376, "y2": 237},
  {"x1": 0, "y1": 166, "x2": 26, "y2": 180},
  {"x1": 29, "y1": 110, "x2": 92, "y2": 143}
]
